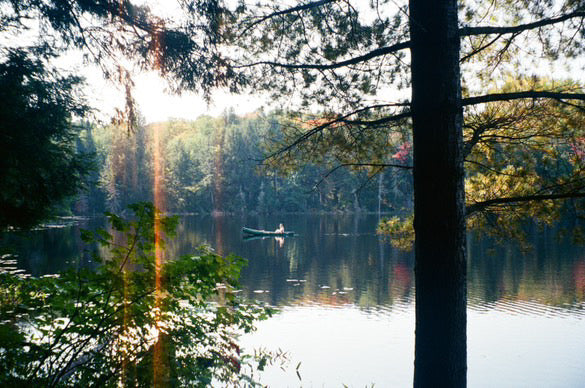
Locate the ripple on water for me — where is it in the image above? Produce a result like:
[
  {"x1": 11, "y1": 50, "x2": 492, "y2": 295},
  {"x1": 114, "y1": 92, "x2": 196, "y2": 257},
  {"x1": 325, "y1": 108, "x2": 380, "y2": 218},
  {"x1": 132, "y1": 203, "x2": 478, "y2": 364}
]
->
[{"x1": 469, "y1": 297, "x2": 585, "y2": 319}]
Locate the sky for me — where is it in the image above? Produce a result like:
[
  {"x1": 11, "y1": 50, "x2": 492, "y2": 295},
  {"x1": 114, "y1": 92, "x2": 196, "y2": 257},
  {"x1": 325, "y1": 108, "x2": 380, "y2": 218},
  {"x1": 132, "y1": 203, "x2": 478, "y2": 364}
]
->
[{"x1": 83, "y1": 66, "x2": 265, "y2": 124}]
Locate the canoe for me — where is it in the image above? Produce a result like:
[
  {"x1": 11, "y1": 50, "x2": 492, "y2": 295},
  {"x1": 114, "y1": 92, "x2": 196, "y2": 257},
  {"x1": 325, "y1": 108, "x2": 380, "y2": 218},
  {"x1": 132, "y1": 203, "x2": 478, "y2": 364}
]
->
[{"x1": 242, "y1": 227, "x2": 295, "y2": 236}]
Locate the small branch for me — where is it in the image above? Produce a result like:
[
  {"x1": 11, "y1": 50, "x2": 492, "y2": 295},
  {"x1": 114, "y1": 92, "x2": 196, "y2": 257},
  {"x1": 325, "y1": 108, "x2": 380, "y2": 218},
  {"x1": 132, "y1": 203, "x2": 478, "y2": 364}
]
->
[
  {"x1": 118, "y1": 229, "x2": 139, "y2": 274},
  {"x1": 464, "y1": 160, "x2": 527, "y2": 177},
  {"x1": 340, "y1": 111, "x2": 411, "y2": 126},
  {"x1": 489, "y1": 31, "x2": 520, "y2": 71},
  {"x1": 556, "y1": 99, "x2": 585, "y2": 113},
  {"x1": 460, "y1": 33, "x2": 503, "y2": 62},
  {"x1": 311, "y1": 163, "x2": 411, "y2": 192},
  {"x1": 239, "y1": 0, "x2": 338, "y2": 37},
  {"x1": 264, "y1": 107, "x2": 411, "y2": 160},
  {"x1": 354, "y1": 165, "x2": 385, "y2": 195}
]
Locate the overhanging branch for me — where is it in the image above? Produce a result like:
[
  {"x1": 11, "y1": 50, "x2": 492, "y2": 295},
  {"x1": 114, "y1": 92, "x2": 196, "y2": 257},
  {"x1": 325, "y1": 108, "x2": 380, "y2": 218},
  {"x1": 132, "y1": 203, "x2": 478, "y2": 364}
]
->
[
  {"x1": 311, "y1": 162, "x2": 411, "y2": 193},
  {"x1": 340, "y1": 111, "x2": 411, "y2": 126},
  {"x1": 460, "y1": 33, "x2": 503, "y2": 62},
  {"x1": 264, "y1": 106, "x2": 411, "y2": 160},
  {"x1": 239, "y1": 0, "x2": 339, "y2": 37}
]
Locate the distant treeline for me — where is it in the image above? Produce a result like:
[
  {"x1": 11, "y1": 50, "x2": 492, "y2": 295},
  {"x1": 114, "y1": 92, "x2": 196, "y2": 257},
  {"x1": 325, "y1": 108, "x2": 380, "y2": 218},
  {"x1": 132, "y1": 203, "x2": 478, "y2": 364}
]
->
[{"x1": 70, "y1": 110, "x2": 413, "y2": 215}]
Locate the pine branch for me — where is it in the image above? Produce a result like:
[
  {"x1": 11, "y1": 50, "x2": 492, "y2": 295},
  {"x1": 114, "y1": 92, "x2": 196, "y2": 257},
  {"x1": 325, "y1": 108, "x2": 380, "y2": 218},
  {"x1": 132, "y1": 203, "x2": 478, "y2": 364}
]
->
[
  {"x1": 460, "y1": 10, "x2": 585, "y2": 36},
  {"x1": 464, "y1": 160, "x2": 527, "y2": 177},
  {"x1": 339, "y1": 110, "x2": 411, "y2": 126},
  {"x1": 239, "y1": 0, "x2": 339, "y2": 37},
  {"x1": 463, "y1": 91, "x2": 585, "y2": 106},
  {"x1": 237, "y1": 10, "x2": 583, "y2": 72},
  {"x1": 311, "y1": 163, "x2": 411, "y2": 193},
  {"x1": 235, "y1": 41, "x2": 411, "y2": 71},
  {"x1": 264, "y1": 106, "x2": 411, "y2": 160},
  {"x1": 466, "y1": 191, "x2": 585, "y2": 215},
  {"x1": 460, "y1": 33, "x2": 503, "y2": 62}
]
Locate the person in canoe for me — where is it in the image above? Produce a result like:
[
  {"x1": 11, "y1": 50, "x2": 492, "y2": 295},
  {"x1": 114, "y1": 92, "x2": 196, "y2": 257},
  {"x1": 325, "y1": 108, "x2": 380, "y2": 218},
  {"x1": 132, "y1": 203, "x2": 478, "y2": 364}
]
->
[{"x1": 275, "y1": 223, "x2": 284, "y2": 233}]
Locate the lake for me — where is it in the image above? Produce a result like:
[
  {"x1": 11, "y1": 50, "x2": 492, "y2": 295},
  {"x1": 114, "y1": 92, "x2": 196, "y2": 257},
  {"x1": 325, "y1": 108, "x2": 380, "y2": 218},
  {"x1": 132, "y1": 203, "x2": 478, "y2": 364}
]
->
[{"x1": 3, "y1": 214, "x2": 585, "y2": 387}]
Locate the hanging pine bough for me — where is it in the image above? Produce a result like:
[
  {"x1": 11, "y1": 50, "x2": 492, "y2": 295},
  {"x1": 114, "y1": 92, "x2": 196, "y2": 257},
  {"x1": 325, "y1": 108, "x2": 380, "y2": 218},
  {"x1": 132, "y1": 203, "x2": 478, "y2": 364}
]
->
[
  {"x1": 0, "y1": 203, "x2": 282, "y2": 386},
  {"x1": 379, "y1": 78, "x2": 585, "y2": 249}
]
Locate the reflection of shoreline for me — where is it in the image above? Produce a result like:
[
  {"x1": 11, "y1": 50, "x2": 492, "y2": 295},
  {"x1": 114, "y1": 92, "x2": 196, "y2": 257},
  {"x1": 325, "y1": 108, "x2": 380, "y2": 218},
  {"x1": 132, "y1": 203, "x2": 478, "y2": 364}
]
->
[
  {"x1": 247, "y1": 279, "x2": 585, "y2": 319},
  {"x1": 242, "y1": 255, "x2": 585, "y2": 315}
]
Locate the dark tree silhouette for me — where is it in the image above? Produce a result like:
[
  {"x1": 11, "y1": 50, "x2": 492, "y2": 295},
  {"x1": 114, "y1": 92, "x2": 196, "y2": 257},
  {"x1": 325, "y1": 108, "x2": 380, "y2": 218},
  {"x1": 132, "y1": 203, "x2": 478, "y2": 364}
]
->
[{"x1": 0, "y1": 52, "x2": 90, "y2": 229}]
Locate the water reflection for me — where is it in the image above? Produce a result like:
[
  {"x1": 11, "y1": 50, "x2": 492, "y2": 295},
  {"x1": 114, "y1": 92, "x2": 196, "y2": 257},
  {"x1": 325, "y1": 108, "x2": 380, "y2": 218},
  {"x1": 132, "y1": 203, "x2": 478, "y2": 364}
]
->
[
  {"x1": 3, "y1": 214, "x2": 585, "y2": 386},
  {"x1": 3, "y1": 214, "x2": 584, "y2": 315},
  {"x1": 467, "y1": 230, "x2": 585, "y2": 312},
  {"x1": 168, "y1": 214, "x2": 583, "y2": 317},
  {"x1": 0, "y1": 220, "x2": 101, "y2": 275}
]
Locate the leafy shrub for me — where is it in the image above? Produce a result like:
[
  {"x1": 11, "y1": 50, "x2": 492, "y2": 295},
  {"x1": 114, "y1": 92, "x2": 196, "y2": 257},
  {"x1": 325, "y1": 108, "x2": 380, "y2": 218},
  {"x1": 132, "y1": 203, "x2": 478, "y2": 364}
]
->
[{"x1": 0, "y1": 203, "x2": 275, "y2": 386}]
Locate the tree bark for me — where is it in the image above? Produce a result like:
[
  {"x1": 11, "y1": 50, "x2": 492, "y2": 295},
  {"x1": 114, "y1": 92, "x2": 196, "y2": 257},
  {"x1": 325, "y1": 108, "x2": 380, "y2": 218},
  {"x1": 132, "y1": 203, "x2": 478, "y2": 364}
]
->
[{"x1": 409, "y1": 0, "x2": 467, "y2": 386}]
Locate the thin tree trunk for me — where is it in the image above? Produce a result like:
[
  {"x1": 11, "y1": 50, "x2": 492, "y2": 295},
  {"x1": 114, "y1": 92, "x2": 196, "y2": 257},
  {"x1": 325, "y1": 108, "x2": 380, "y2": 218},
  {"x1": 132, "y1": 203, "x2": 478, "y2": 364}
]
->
[
  {"x1": 409, "y1": 0, "x2": 467, "y2": 386},
  {"x1": 378, "y1": 172, "x2": 383, "y2": 215}
]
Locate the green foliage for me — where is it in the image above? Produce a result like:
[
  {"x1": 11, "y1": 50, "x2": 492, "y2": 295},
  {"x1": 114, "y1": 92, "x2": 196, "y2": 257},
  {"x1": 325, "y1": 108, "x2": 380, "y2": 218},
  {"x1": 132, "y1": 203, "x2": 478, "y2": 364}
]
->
[
  {"x1": 377, "y1": 215, "x2": 415, "y2": 251},
  {"x1": 0, "y1": 50, "x2": 91, "y2": 230},
  {"x1": 0, "y1": 203, "x2": 274, "y2": 386},
  {"x1": 0, "y1": 0, "x2": 232, "y2": 101}
]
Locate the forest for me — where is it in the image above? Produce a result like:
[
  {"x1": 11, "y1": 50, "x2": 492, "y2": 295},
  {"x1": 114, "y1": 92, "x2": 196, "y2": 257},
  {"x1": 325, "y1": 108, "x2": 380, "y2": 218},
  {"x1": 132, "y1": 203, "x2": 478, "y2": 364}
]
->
[{"x1": 70, "y1": 111, "x2": 414, "y2": 216}]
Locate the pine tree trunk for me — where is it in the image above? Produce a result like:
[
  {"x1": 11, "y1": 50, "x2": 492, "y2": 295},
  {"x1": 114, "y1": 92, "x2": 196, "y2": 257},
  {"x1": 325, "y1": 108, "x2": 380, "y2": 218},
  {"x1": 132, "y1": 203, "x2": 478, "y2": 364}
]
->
[{"x1": 409, "y1": 0, "x2": 467, "y2": 386}]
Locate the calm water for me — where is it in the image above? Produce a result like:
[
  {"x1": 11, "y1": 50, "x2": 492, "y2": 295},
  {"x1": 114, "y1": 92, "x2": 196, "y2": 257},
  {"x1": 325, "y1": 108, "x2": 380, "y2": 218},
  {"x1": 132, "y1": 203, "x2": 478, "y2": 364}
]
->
[{"x1": 3, "y1": 214, "x2": 585, "y2": 387}]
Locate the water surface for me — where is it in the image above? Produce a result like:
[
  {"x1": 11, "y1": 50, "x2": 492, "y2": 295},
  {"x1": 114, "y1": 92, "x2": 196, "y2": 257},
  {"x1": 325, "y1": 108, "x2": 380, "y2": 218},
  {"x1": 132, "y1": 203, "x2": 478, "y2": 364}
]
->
[{"x1": 4, "y1": 214, "x2": 585, "y2": 386}]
